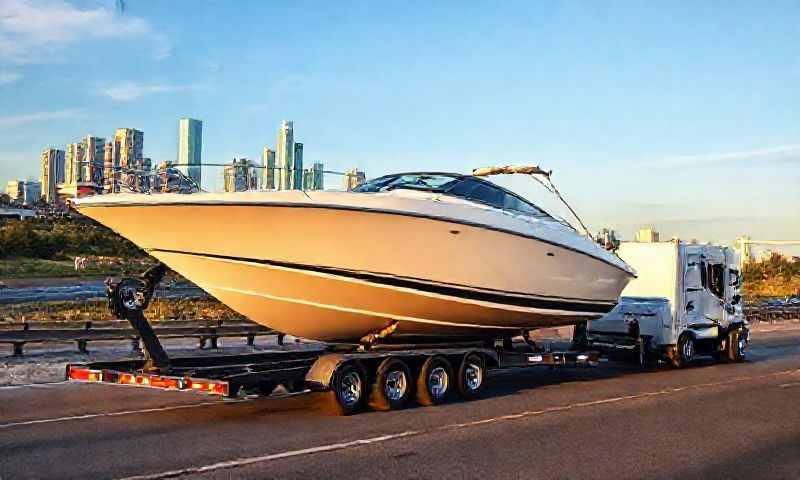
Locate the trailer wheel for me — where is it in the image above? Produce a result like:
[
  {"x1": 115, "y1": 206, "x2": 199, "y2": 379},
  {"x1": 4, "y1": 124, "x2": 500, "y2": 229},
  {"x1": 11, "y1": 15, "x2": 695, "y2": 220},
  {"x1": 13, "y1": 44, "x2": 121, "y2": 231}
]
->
[
  {"x1": 457, "y1": 353, "x2": 486, "y2": 399},
  {"x1": 727, "y1": 329, "x2": 747, "y2": 362},
  {"x1": 370, "y1": 358, "x2": 412, "y2": 411},
  {"x1": 416, "y1": 356, "x2": 453, "y2": 406},
  {"x1": 331, "y1": 362, "x2": 367, "y2": 415},
  {"x1": 671, "y1": 334, "x2": 694, "y2": 368}
]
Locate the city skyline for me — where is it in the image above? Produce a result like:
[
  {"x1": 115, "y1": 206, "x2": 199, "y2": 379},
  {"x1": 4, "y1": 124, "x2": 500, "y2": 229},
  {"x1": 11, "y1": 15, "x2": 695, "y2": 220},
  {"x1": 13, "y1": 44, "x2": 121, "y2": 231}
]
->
[{"x1": 0, "y1": 1, "x2": 798, "y2": 244}]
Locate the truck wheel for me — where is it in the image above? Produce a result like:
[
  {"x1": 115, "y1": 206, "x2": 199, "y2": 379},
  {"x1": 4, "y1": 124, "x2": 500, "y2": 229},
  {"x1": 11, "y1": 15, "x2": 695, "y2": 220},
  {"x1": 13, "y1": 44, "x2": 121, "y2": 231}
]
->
[
  {"x1": 457, "y1": 353, "x2": 486, "y2": 399},
  {"x1": 331, "y1": 362, "x2": 367, "y2": 415},
  {"x1": 370, "y1": 358, "x2": 412, "y2": 411},
  {"x1": 416, "y1": 356, "x2": 453, "y2": 406},
  {"x1": 671, "y1": 334, "x2": 695, "y2": 368},
  {"x1": 727, "y1": 329, "x2": 747, "y2": 362}
]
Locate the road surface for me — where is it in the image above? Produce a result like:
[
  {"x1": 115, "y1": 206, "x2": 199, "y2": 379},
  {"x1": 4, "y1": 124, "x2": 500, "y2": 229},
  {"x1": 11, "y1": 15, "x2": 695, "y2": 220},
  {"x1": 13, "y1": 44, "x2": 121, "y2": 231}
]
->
[{"x1": 1, "y1": 327, "x2": 798, "y2": 479}]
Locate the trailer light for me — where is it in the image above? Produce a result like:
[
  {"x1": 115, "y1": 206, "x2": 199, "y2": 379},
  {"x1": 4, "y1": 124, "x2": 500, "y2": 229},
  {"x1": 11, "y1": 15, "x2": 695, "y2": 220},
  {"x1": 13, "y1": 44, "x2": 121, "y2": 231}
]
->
[
  {"x1": 120, "y1": 373, "x2": 137, "y2": 385},
  {"x1": 577, "y1": 354, "x2": 588, "y2": 361},
  {"x1": 528, "y1": 355, "x2": 543, "y2": 363},
  {"x1": 69, "y1": 367, "x2": 102, "y2": 382},
  {"x1": 149, "y1": 376, "x2": 182, "y2": 390}
]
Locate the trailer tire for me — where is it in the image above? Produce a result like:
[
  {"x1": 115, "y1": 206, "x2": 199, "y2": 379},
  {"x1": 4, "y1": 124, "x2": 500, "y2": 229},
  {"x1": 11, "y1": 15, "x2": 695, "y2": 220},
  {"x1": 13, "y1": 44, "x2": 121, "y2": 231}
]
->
[
  {"x1": 671, "y1": 334, "x2": 694, "y2": 368},
  {"x1": 416, "y1": 356, "x2": 453, "y2": 406},
  {"x1": 727, "y1": 329, "x2": 747, "y2": 363},
  {"x1": 370, "y1": 358, "x2": 412, "y2": 411},
  {"x1": 331, "y1": 362, "x2": 367, "y2": 415},
  {"x1": 457, "y1": 353, "x2": 486, "y2": 399}
]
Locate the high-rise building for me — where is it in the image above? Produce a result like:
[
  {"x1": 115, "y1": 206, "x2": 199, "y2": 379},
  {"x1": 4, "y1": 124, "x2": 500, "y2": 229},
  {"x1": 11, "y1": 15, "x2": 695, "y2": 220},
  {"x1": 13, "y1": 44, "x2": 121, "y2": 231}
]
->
[
  {"x1": 178, "y1": 118, "x2": 202, "y2": 186},
  {"x1": 343, "y1": 168, "x2": 366, "y2": 191},
  {"x1": 40, "y1": 148, "x2": 65, "y2": 203},
  {"x1": 292, "y1": 142, "x2": 304, "y2": 189},
  {"x1": 103, "y1": 142, "x2": 115, "y2": 193},
  {"x1": 223, "y1": 158, "x2": 258, "y2": 192},
  {"x1": 82, "y1": 135, "x2": 105, "y2": 186},
  {"x1": 635, "y1": 227, "x2": 660, "y2": 243},
  {"x1": 113, "y1": 128, "x2": 144, "y2": 170},
  {"x1": 303, "y1": 162, "x2": 324, "y2": 190},
  {"x1": 7, "y1": 180, "x2": 41, "y2": 206},
  {"x1": 262, "y1": 147, "x2": 276, "y2": 190},
  {"x1": 22, "y1": 181, "x2": 41, "y2": 206},
  {"x1": 65, "y1": 142, "x2": 85, "y2": 184},
  {"x1": 275, "y1": 120, "x2": 294, "y2": 190},
  {"x1": 6, "y1": 180, "x2": 23, "y2": 203}
]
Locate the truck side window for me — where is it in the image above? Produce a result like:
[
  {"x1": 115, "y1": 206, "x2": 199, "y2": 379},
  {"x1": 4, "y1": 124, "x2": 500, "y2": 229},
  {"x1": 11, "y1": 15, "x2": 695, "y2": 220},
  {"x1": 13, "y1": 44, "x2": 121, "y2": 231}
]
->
[{"x1": 708, "y1": 263, "x2": 725, "y2": 298}]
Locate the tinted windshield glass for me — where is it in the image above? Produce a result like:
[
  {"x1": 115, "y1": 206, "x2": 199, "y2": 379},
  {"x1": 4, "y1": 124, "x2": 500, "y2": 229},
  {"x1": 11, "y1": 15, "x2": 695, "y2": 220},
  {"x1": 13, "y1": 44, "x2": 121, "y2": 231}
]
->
[
  {"x1": 353, "y1": 174, "x2": 459, "y2": 193},
  {"x1": 353, "y1": 173, "x2": 548, "y2": 217}
]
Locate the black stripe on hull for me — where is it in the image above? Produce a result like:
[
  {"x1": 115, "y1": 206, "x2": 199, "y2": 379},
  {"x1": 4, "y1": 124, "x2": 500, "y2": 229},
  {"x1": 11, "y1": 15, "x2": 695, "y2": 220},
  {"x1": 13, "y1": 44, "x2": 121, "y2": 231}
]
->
[
  {"x1": 80, "y1": 201, "x2": 635, "y2": 277},
  {"x1": 151, "y1": 249, "x2": 618, "y2": 314}
]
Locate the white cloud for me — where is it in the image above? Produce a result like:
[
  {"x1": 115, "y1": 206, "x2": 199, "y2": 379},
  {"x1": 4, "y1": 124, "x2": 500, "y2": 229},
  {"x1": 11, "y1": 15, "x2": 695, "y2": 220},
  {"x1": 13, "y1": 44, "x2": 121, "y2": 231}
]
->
[
  {"x1": 0, "y1": 108, "x2": 84, "y2": 128},
  {"x1": 98, "y1": 81, "x2": 205, "y2": 102},
  {"x1": 0, "y1": 71, "x2": 22, "y2": 84},
  {"x1": 0, "y1": 0, "x2": 170, "y2": 63},
  {"x1": 658, "y1": 145, "x2": 800, "y2": 167}
]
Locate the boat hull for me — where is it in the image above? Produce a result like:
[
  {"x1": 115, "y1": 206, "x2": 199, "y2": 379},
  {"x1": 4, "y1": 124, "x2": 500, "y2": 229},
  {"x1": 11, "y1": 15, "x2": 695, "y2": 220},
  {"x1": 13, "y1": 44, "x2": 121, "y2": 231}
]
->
[{"x1": 78, "y1": 193, "x2": 633, "y2": 343}]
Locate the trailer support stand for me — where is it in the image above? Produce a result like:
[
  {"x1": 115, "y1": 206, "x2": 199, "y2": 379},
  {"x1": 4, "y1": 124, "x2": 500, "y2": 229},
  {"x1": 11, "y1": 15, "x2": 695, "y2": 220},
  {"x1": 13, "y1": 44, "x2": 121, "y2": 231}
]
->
[{"x1": 106, "y1": 263, "x2": 171, "y2": 370}]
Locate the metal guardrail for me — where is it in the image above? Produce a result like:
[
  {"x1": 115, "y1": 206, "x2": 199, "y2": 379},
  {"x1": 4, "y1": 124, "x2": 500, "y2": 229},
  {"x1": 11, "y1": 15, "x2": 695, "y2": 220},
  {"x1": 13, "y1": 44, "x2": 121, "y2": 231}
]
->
[
  {"x1": 743, "y1": 304, "x2": 800, "y2": 324},
  {"x1": 0, "y1": 319, "x2": 280, "y2": 356}
]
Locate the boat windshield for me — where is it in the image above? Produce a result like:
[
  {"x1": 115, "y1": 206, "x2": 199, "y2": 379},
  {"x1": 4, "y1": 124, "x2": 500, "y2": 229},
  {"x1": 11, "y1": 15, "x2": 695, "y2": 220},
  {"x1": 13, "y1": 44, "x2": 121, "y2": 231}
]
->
[{"x1": 353, "y1": 173, "x2": 552, "y2": 218}]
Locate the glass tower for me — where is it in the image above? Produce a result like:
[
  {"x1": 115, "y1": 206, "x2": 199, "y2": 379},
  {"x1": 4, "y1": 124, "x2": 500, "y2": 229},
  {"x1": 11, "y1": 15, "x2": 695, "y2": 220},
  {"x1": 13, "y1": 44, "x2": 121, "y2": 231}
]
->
[{"x1": 178, "y1": 118, "x2": 202, "y2": 186}]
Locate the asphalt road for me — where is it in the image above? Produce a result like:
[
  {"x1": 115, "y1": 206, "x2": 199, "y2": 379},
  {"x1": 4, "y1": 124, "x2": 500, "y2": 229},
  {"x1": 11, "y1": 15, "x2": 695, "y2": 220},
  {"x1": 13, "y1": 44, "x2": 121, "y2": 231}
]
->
[{"x1": 1, "y1": 328, "x2": 799, "y2": 480}]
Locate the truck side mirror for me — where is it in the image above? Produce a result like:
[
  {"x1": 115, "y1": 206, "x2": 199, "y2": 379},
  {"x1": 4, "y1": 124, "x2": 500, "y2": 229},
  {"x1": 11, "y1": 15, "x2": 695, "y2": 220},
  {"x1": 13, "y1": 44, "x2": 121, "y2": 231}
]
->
[
  {"x1": 732, "y1": 294, "x2": 741, "y2": 305},
  {"x1": 686, "y1": 301, "x2": 695, "y2": 313}
]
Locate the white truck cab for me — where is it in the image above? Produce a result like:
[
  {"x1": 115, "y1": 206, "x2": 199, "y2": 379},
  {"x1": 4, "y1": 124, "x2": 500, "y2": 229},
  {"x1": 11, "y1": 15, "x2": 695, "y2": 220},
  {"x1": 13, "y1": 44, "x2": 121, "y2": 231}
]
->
[{"x1": 585, "y1": 240, "x2": 748, "y2": 367}]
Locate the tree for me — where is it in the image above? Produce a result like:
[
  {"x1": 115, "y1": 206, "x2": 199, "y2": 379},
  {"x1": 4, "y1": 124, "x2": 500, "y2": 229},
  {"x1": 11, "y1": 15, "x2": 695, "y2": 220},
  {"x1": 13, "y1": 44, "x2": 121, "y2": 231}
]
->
[{"x1": 0, "y1": 194, "x2": 10, "y2": 207}]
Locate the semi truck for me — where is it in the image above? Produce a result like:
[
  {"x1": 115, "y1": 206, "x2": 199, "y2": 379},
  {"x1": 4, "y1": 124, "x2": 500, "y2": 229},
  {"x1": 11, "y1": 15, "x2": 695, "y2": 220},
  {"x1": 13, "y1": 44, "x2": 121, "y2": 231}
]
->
[{"x1": 584, "y1": 240, "x2": 748, "y2": 367}]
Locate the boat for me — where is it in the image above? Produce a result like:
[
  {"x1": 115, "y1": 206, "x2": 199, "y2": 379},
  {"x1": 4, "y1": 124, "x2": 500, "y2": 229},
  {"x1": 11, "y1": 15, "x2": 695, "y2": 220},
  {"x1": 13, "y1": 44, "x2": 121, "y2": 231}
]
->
[{"x1": 75, "y1": 166, "x2": 636, "y2": 344}]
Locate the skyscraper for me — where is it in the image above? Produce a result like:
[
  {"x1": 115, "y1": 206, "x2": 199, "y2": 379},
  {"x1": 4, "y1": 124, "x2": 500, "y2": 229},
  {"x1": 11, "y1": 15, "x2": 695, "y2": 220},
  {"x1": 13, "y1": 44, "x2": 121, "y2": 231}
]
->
[
  {"x1": 103, "y1": 142, "x2": 114, "y2": 193},
  {"x1": 83, "y1": 135, "x2": 105, "y2": 186},
  {"x1": 65, "y1": 142, "x2": 85, "y2": 184},
  {"x1": 178, "y1": 118, "x2": 202, "y2": 186},
  {"x1": 343, "y1": 168, "x2": 366, "y2": 191},
  {"x1": 275, "y1": 120, "x2": 294, "y2": 190},
  {"x1": 303, "y1": 162, "x2": 324, "y2": 190},
  {"x1": 113, "y1": 128, "x2": 144, "y2": 170},
  {"x1": 223, "y1": 158, "x2": 258, "y2": 192},
  {"x1": 40, "y1": 148, "x2": 65, "y2": 203},
  {"x1": 292, "y1": 142, "x2": 304, "y2": 189},
  {"x1": 262, "y1": 147, "x2": 276, "y2": 190}
]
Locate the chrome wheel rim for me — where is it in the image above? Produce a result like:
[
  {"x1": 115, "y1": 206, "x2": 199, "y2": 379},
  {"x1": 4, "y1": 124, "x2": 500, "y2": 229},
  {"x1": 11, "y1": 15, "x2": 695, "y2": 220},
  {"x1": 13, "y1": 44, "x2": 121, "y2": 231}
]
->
[
  {"x1": 428, "y1": 366, "x2": 449, "y2": 398},
  {"x1": 339, "y1": 371, "x2": 362, "y2": 406},
  {"x1": 683, "y1": 339, "x2": 693, "y2": 360},
  {"x1": 385, "y1": 370, "x2": 407, "y2": 401},
  {"x1": 465, "y1": 363, "x2": 483, "y2": 391}
]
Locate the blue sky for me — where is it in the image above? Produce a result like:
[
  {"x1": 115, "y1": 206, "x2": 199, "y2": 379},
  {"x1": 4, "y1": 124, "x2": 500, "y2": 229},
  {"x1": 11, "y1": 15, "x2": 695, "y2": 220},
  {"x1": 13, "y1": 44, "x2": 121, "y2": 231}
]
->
[{"x1": 1, "y1": 0, "x2": 798, "y2": 249}]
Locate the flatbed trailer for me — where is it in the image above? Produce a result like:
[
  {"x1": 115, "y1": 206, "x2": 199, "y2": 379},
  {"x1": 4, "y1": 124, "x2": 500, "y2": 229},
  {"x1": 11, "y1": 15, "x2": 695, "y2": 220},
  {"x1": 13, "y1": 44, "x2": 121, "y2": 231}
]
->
[
  {"x1": 67, "y1": 343, "x2": 599, "y2": 414},
  {"x1": 66, "y1": 265, "x2": 600, "y2": 414}
]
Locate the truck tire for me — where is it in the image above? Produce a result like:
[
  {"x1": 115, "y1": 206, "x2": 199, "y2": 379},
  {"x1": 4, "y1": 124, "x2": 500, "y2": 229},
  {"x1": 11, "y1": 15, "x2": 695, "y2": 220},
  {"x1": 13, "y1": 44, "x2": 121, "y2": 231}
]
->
[
  {"x1": 457, "y1": 353, "x2": 487, "y2": 399},
  {"x1": 331, "y1": 362, "x2": 367, "y2": 415},
  {"x1": 727, "y1": 329, "x2": 747, "y2": 362},
  {"x1": 671, "y1": 334, "x2": 694, "y2": 368},
  {"x1": 416, "y1": 356, "x2": 453, "y2": 406},
  {"x1": 369, "y1": 358, "x2": 412, "y2": 411}
]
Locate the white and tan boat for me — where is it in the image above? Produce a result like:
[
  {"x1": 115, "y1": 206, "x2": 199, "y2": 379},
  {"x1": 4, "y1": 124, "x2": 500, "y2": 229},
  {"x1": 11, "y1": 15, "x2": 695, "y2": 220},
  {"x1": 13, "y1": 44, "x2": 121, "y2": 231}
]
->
[{"x1": 76, "y1": 168, "x2": 635, "y2": 344}]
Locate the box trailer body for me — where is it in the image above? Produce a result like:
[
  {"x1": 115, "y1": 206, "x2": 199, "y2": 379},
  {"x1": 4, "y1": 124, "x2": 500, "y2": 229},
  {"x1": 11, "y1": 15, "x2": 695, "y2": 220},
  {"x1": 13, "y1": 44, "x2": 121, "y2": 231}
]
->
[{"x1": 587, "y1": 240, "x2": 747, "y2": 366}]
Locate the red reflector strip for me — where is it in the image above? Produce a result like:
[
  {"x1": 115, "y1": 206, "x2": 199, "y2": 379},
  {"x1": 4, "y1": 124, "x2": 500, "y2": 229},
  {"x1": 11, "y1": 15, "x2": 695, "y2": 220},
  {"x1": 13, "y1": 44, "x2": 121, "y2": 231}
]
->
[{"x1": 68, "y1": 367, "x2": 102, "y2": 382}]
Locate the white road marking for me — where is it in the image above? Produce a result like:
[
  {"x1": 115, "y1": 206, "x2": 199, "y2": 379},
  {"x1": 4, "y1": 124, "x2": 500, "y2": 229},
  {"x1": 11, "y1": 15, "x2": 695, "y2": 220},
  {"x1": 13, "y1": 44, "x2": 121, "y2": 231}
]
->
[
  {"x1": 118, "y1": 431, "x2": 420, "y2": 480},
  {"x1": 778, "y1": 382, "x2": 800, "y2": 388},
  {"x1": 115, "y1": 367, "x2": 800, "y2": 480},
  {"x1": 0, "y1": 381, "x2": 68, "y2": 390},
  {"x1": 0, "y1": 401, "x2": 239, "y2": 429}
]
